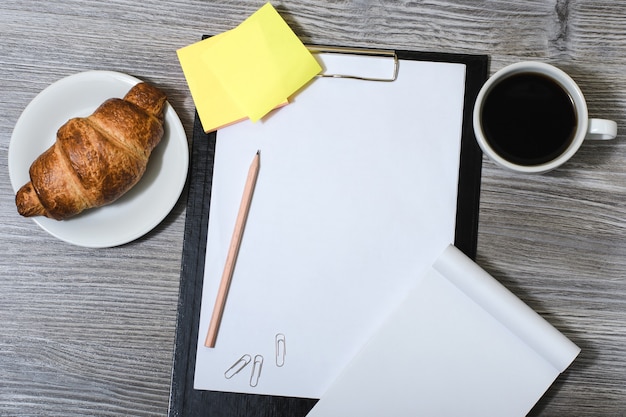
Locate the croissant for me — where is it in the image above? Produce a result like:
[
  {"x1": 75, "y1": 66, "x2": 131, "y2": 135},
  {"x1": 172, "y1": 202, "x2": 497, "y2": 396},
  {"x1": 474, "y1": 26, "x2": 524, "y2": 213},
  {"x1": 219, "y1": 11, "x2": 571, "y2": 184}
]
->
[{"x1": 15, "y1": 82, "x2": 167, "y2": 220}]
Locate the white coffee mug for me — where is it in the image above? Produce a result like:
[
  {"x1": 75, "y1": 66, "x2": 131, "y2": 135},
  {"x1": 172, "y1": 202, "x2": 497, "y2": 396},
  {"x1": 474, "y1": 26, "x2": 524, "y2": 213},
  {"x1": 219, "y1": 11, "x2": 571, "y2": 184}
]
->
[{"x1": 473, "y1": 61, "x2": 617, "y2": 174}]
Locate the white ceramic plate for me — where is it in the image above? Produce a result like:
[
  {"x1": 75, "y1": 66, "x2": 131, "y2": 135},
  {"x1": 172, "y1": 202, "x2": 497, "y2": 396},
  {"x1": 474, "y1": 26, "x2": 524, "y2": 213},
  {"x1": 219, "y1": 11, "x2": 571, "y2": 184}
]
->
[{"x1": 8, "y1": 70, "x2": 189, "y2": 248}]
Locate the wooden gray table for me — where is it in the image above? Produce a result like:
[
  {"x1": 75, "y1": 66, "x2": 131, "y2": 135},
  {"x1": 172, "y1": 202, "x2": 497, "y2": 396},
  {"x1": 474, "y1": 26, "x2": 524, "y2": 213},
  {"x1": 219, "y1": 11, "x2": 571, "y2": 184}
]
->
[{"x1": 1, "y1": 1, "x2": 624, "y2": 416}]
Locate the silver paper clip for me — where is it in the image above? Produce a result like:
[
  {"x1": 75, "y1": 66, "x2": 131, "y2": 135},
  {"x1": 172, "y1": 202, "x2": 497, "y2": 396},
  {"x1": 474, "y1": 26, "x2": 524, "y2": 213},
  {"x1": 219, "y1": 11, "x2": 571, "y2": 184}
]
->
[
  {"x1": 224, "y1": 354, "x2": 251, "y2": 379},
  {"x1": 275, "y1": 333, "x2": 286, "y2": 367},
  {"x1": 307, "y1": 45, "x2": 399, "y2": 82},
  {"x1": 250, "y1": 355, "x2": 264, "y2": 387}
]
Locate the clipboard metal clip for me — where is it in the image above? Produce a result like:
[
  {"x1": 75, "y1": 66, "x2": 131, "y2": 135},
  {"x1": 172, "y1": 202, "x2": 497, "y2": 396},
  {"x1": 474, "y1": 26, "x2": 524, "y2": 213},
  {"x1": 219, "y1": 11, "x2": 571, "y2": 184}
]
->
[{"x1": 307, "y1": 45, "x2": 399, "y2": 82}]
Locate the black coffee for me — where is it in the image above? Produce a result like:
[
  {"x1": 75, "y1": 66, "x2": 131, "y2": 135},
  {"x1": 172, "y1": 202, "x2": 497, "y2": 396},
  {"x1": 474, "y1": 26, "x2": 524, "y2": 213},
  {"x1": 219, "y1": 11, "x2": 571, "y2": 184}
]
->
[{"x1": 481, "y1": 72, "x2": 577, "y2": 166}]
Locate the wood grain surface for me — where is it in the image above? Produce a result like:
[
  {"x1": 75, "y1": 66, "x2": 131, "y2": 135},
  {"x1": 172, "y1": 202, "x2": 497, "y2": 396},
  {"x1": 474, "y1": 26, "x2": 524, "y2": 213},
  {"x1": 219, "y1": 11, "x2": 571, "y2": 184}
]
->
[{"x1": 1, "y1": 0, "x2": 625, "y2": 416}]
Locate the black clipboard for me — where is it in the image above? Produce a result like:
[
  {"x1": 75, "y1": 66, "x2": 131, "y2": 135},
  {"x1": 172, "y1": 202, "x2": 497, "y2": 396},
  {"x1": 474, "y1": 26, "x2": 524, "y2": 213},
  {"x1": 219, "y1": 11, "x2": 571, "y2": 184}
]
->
[{"x1": 168, "y1": 45, "x2": 488, "y2": 417}]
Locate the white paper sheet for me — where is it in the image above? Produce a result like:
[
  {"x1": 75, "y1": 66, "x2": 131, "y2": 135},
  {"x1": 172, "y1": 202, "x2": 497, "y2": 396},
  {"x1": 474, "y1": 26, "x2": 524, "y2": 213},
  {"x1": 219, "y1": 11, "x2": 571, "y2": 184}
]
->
[
  {"x1": 193, "y1": 54, "x2": 468, "y2": 398},
  {"x1": 305, "y1": 245, "x2": 580, "y2": 417}
]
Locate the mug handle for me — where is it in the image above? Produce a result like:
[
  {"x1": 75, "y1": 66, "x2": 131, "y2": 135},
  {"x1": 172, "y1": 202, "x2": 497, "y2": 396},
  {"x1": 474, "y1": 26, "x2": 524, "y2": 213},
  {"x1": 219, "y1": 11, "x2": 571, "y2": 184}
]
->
[{"x1": 586, "y1": 118, "x2": 617, "y2": 140}]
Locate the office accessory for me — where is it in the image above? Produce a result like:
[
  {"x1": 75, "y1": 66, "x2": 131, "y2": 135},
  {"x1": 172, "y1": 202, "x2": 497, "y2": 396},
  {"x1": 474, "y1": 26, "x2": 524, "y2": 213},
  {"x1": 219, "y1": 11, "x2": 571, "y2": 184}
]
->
[
  {"x1": 224, "y1": 355, "x2": 252, "y2": 379},
  {"x1": 308, "y1": 45, "x2": 399, "y2": 82},
  {"x1": 305, "y1": 244, "x2": 580, "y2": 417},
  {"x1": 177, "y1": 3, "x2": 321, "y2": 133},
  {"x1": 169, "y1": 43, "x2": 488, "y2": 417},
  {"x1": 250, "y1": 355, "x2": 264, "y2": 388},
  {"x1": 275, "y1": 334, "x2": 286, "y2": 367},
  {"x1": 205, "y1": 150, "x2": 260, "y2": 348}
]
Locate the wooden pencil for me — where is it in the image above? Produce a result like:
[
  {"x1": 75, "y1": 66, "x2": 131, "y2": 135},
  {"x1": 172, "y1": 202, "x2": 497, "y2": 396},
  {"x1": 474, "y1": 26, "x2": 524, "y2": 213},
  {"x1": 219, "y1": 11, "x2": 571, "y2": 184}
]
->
[{"x1": 205, "y1": 150, "x2": 261, "y2": 348}]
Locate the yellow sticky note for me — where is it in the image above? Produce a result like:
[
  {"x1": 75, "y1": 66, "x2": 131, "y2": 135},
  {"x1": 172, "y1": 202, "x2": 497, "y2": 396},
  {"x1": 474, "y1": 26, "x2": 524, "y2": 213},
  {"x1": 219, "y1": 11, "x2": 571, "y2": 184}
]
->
[
  {"x1": 177, "y1": 3, "x2": 321, "y2": 132},
  {"x1": 205, "y1": 3, "x2": 322, "y2": 122}
]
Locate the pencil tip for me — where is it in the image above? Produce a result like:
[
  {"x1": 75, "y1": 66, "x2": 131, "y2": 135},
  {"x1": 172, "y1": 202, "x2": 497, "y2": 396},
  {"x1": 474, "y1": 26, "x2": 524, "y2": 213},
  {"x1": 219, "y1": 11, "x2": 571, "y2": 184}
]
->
[{"x1": 257, "y1": 149, "x2": 261, "y2": 156}]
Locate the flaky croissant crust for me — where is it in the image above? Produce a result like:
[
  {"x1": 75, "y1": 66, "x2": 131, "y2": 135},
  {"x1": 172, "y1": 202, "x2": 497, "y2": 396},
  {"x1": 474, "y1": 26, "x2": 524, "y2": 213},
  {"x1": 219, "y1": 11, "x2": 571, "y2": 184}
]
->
[{"x1": 15, "y1": 82, "x2": 167, "y2": 220}]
